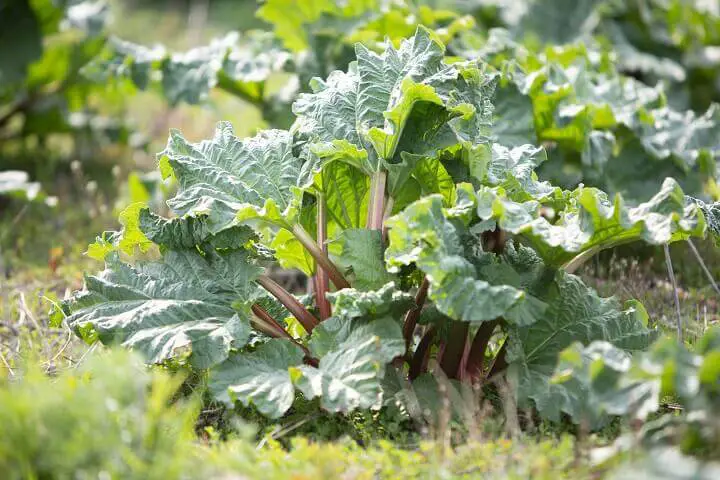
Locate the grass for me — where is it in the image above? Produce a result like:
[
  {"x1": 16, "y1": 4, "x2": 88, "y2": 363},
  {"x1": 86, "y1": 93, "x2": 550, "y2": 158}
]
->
[{"x1": 1, "y1": 347, "x2": 599, "y2": 479}]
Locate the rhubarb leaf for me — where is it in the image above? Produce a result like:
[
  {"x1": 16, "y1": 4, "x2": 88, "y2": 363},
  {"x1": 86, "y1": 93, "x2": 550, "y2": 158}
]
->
[
  {"x1": 386, "y1": 194, "x2": 525, "y2": 323},
  {"x1": 158, "y1": 123, "x2": 303, "y2": 233},
  {"x1": 476, "y1": 178, "x2": 707, "y2": 267},
  {"x1": 506, "y1": 266, "x2": 655, "y2": 422},
  {"x1": 296, "y1": 315, "x2": 403, "y2": 412},
  {"x1": 292, "y1": 27, "x2": 494, "y2": 174},
  {"x1": 334, "y1": 229, "x2": 394, "y2": 290},
  {"x1": 60, "y1": 250, "x2": 261, "y2": 368},
  {"x1": 208, "y1": 339, "x2": 304, "y2": 418}
]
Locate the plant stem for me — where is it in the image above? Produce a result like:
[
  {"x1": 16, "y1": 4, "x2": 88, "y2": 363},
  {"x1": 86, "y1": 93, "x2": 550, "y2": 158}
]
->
[
  {"x1": 409, "y1": 326, "x2": 436, "y2": 380},
  {"x1": 291, "y1": 224, "x2": 350, "y2": 289},
  {"x1": 314, "y1": 193, "x2": 331, "y2": 320},
  {"x1": 256, "y1": 274, "x2": 320, "y2": 333},
  {"x1": 367, "y1": 170, "x2": 387, "y2": 231},
  {"x1": 250, "y1": 304, "x2": 289, "y2": 337},
  {"x1": 687, "y1": 239, "x2": 720, "y2": 298},
  {"x1": 486, "y1": 340, "x2": 508, "y2": 379},
  {"x1": 464, "y1": 320, "x2": 498, "y2": 383},
  {"x1": 402, "y1": 277, "x2": 430, "y2": 349},
  {"x1": 382, "y1": 196, "x2": 394, "y2": 242},
  {"x1": 250, "y1": 304, "x2": 315, "y2": 360},
  {"x1": 563, "y1": 246, "x2": 600, "y2": 274},
  {"x1": 439, "y1": 321, "x2": 469, "y2": 379},
  {"x1": 664, "y1": 244, "x2": 683, "y2": 344}
]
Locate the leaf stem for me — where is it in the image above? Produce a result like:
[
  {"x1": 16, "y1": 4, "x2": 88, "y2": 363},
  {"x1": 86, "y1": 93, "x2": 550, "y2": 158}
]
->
[
  {"x1": 664, "y1": 244, "x2": 684, "y2": 344},
  {"x1": 402, "y1": 277, "x2": 430, "y2": 349},
  {"x1": 292, "y1": 224, "x2": 350, "y2": 289},
  {"x1": 464, "y1": 320, "x2": 498, "y2": 383},
  {"x1": 439, "y1": 321, "x2": 469, "y2": 379},
  {"x1": 250, "y1": 304, "x2": 313, "y2": 356},
  {"x1": 486, "y1": 340, "x2": 508, "y2": 379},
  {"x1": 563, "y1": 246, "x2": 600, "y2": 274},
  {"x1": 367, "y1": 170, "x2": 387, "y2": 231},
  {"x1": 409, "y1": 326, "x2": 436, "y2": 381},
  {"x1": 256, "y1": 274, "x2": 320, "y2": 333},
  {"x1": 314, "y1": 193, "x2": 331, "y2": 320}
]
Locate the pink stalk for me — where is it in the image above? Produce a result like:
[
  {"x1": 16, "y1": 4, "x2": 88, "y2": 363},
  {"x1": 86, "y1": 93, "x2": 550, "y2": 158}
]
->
[
  {"x1": 292, "y1": 224, "x2": 350, "y2": 290},
  {"x1": 250, "y1": 304, "x2": 315, "y2": 361},
  {"x1": 314, "y1": 194, "x2": 331, "y2": 320},
  {"x1": 367, "y1": 170, "x2": 387, "y2": 231},
  {"x1": 402, "y1": 277, "x2": 430, "y2": 349},
  {"x1": 256, "y1": 274, "x2": 320, "y2": 333}
]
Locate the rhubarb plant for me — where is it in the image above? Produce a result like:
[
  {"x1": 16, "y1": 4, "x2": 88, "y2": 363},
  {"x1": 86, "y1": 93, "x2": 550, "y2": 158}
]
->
[
  {"x1": 552, "y1": 327, "x2": 720, "y2": 460},
  {"x1": 57, "y1": 29, "x2": 720, "y2": 421},
  {"x1": 86, "y1": 0, "x2": 474, "y2": 128}
]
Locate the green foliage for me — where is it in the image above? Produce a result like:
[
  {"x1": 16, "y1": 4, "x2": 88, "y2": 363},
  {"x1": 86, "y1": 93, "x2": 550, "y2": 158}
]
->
[
  {"x1": 212, "y1": 434, "x2": 591, "y2": 479},
  {"x1": 0, "y1": 348, "x2": 593, "y2": 478},
  {"x1": 0, "y1": 0, "x2": 135, "y2": 187},
  {"x1": 0, "y1": 350, "x2": 206, "y2": 479},
  {"x1": 71, "y1": 0, "x2": 720, "y2": 204},
  {"x1": 58, "y1": 27, "x2": 720, "y2": 429},
  {"x1": 553, "y1": 327, "x2": 720, "y2": 458}
]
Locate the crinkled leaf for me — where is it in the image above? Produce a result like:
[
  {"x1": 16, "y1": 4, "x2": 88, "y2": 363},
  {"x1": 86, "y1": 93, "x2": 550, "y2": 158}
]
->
[
  {"x1": 86, "y1": 32, "x2": 289, "y2": 106},
  {"x1": 292, "y1": 27, "x2": 493, "y2": 173},
  {"x1": 477, "y1": 178, "x2": 706, "y2": 267},
  {"x1": 334, "y1": 229, "x2": 394, "y2": 290},
  {"x1": 158, "y1": 123, "x2": 303, "y2": 234},
  {"x1": 308, "y1": 315, "x2": 404, "y2": 364},
  {"x1": 138, "y1": 209, "x2": 256, "y2": 250},
  {"x1": 61, "y1": 250, "x2": 261, "y2": 368},
  {"x1": 86, "y1": 203, "x2": 153, "y2": 260},
  {"x1": 386, "y1": 194, "x2": 525, "y2": 323},
  {"x1": 551, "y1": 341, "x2": 657, "y2": 425},
  {"x1": 208, "y1": 339, "x2": 304, "y2": 418},
  {"x1": 506, "y1": 267, "x2": 656, "y2": 422},
  {"x1": 326, "y1": 282, "x2": 413, "y2": 322},
  {"x1": 297, "y1": 316, "x2": 402, "y2": 413},
  {"x1": 689, "y1": 196, "x2": 720, "y2": 243}
]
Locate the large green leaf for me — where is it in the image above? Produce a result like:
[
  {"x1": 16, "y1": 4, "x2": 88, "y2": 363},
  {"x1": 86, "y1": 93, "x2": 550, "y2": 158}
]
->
[
  {"x1": 476, "y1": 178, "x2": 707, "y2": 267},
  {"x1": 297, "y1": 315, "x2": 404, "y2": 413},
  {"x1": 158, "y1": 122, "x2": 303, "y2": 233},
  {"x1": 326, "y1": 282, "x2": 413, "y2": 322},
  {"x1": 308, "y1": 315, "x2": 404, "y2": 364},
  {"x1": 138, "y1": 209, "x2": 256, "y2": 251},
  {"x1": 334, "y1": 229, "x2": 394, "y2": 290},
  {"x1": 506, "y1": 266, "x2": 655, "y2": 422},
  {"x1": 385, "y1": 194, "x2": 526, "y2": 323},
  {"x1": 515, "y1": 0, "x2": 600, "y2": 44},
  {"x1": 551, "y1": 341, "x2": 657, "y2": 424},
  {"x1": 257, "y1": 0, "x2": 376, "y2": 52},
  {"x1": 60, "y1": 250, "x2": 261, "y2": 368},
  {"x1": 209, "y1": 339, "x2": 304, "y2": 418},
  {"x1": 292, "y1": 27, "x2": 493, "y2": 173},
  {"x1": 85, "y1": 32, "x2": 290, "y2": 106},
  {"x1": 552, "y1": 327, "x2": 720, "y2": 427}
]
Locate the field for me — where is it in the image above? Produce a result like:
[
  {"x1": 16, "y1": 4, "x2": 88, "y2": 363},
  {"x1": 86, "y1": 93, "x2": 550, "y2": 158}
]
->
[{"x1": 2, "y1": 1, "x2": 720, "y2": 478}]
